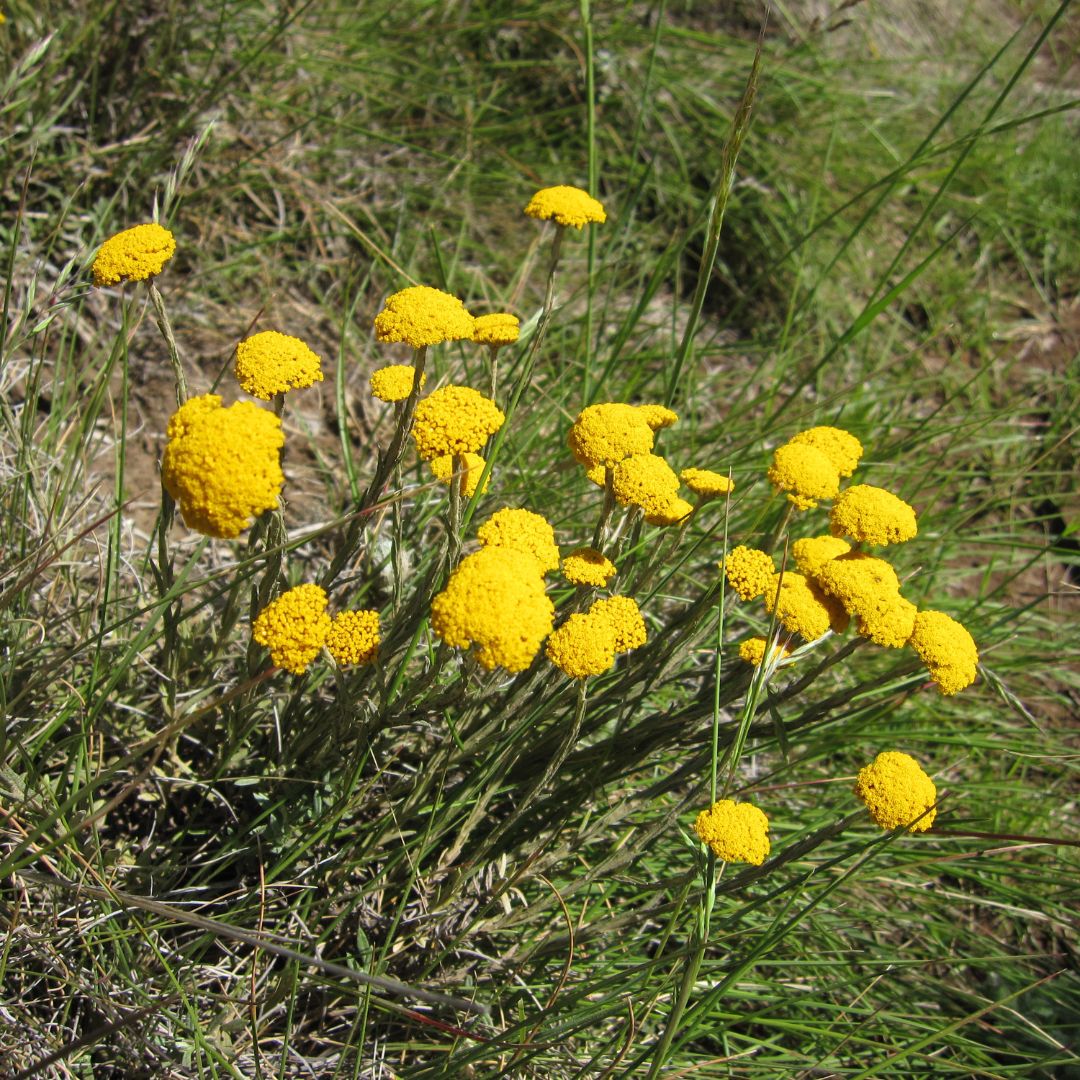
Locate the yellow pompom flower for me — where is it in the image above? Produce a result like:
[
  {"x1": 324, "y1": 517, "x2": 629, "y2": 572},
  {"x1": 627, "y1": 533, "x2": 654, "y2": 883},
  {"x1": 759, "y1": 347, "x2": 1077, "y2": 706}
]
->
[
  {"x1": 814, "y1": 551, "x2": 901, "y2": 615},
  {"x1": 430, "y1": 452, "x2": 490, "y2": 497},
  {"x1": 856, "y1": 594, "x2": 918, "y2": 649},
  {"x1": 370, "y1": 363, "x2": 426, "y2": 403},
  {"x1": 568, "y1": 403, "x2": 654, "y2": 470},
  {"x1": 789, "y1": 426, "x2": 863, "y2": 478},
  {"x1": 908, "y1": 610, "x2": 979, "y2": 695},
  {"x1": 91, "y1": 223, "x2": 176, "y2": 287},
  {"x1": 637, "y1": 404, "x2": 679, "y2": 431},
  {"x1": 723, "y1": 546, "x2": 777, "y2": 602},
  {"x1": 680, "y1": 468, "x2": 734, "y2": 499},
  {"x1": 612, "y1": 453, "x2": 681, "y2": 516},
  {"x1": 431, "y1": 547, "x2": 555, "y2": 672},
  {"x1": 738, "y1": 636, "x2": 792, "y2": 668},
  {"x1": 791, "y1": 535, "x2": 852, "y2": 578},
  {"x1": 764, "y1": 571, "x2": 849, "y2": 642},
  {"x1": 561, "y1": 546, "x2": 617, "y2": 587},
  {"x1": 545, "y1": 612, "x2": 617, "y2": 678},
  {"x1": 524, "y1": 184, "x2": 606, "y2": 229},
  {"x1": 589, "y1": 595, "x2": 647, "y2": 652},
  {"x1": 325, "y1": 609, "x2": 380, "y2": 667},
  {"x1": 644, "y1": 496, "x2": 695, "y2": 527},
  {"x1": 830, "y1": 484, "x2": 917, "y2": 546},
  {"x1": 472, "y1": 313, "x2": 520, "y2": 346},
  {"x1": 411, "y1": 385, "x2": 505, "y2": 461},
  {"x1": 767, "y1": 443, "x2": 841, "y2": 511},
  {"x1": 854, "y1": 750, "x2": 937, "y2": 832},
  {"x1": 234, "y1": 330, "x2": 323, "y2": 400},
  {"x1": 693, "y1": 800, "x2": 770, "y2": 865},
  {"x1": 162, "y1": 394, "x2": 284, "y2": 539},
  {"x1": 373, "y1": 285, "x2": 475, "y2": 349},
  {"x1": 477, "y1": 507, "x2": 560, "y2": 573},
  {"x1": 252, "y1": 584, "x2": 332, "y2": 675}
]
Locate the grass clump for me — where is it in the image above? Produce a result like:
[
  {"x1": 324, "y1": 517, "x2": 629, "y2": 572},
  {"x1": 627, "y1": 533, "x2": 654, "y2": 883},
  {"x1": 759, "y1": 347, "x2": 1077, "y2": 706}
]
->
[{"x1": 1, "y1": 1, "x2": 1078, "y2": 1076}]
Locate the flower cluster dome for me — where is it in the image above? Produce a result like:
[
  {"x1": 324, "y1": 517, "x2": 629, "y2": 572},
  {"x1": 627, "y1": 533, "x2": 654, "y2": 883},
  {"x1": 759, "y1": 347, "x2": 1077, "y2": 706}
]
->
[
  {"x1": 789, "y1": 426, "x2": 863, "y2": 478},
  {"x1": 524, "y1": 185, "x2": 607, "y2": 229},
  {"x1": 637, "y1": 404, "x2": 679, "y2": 431},
  {"x1": 235, "y1": 330, "x2": 323, "y2": 400},
  {"x1": 561, "y1": 546, "x2": 617, "y2": 588},
  {"x1": 791, "y1": 535, "x2": 852, "y2": 578},
  {"x1": 431, "y1": 547, "x2": 554, "y2": 672},
  {"x1": 545, "y1": 612, "x2": 617, "y2": 678},
  {"x1": 767, "y1": 443, "x2": 840, "y2": 511},
  {"x1": 472, "y1": 313, "x2": 520, "y2": 346},
  {"x1": 723, "y1": 546, "x2": 777, "y2": 602},
  {"x1": 764, "y1": 571, "x2": 849, "y2": 642},
  {"x1": 325, "y1": 609, "x2": 380, "y2": 667},
  {"x1": 568, "y1": 403, "x2": 654, "y2": 470},
  {"x1": 590, "y1": 595, "x2": 647, "y2": 652},
  {"x1": 92, "y1": 223, "x2": 176, "y2": 287},
  {"x1": 612, "y1": 453, "x2": 681, "y2": 516},
  {"x1": 252, "y1": 584, "x2": 332, "y2": 675},
  {"x1": 430, "y1": 452, "x2": 489, "y2": 497},
  {"x1": 645, "y1": 497, "x2": 694, "y2": 527},
  {"x1": 681, "y1": 468, "x2": 734, "y2": 499},
  {"x1": 162, "y1": 394, "x2": 284, "y2": 539},
  {"x1": 373, "y1": 285, "x2": 475, "y2": 349},
  {"x1": 830, "y1": 484, "x2": 917, "y2": 546},
  {"x1": 854, "y1": 750, "x2": 938, "y2": 832},
  {"x1": 693, "y1": 800, "x2": 770, "y2": 865},
  {"x1": 477, "y1": 507, "x2": 560, "y2": 573},
  {"x1": 411, "y1": 385, "x2": 505, "y2": 460},
  {"x1": 738, "y1": 636, "x2": 792, "y2": 668},
  {"x1": 908, "y1": 610, "x2": 978, "y2": 695},
  {"x1": 370, "y1": 363, "x2": 426, "y2": 403}
]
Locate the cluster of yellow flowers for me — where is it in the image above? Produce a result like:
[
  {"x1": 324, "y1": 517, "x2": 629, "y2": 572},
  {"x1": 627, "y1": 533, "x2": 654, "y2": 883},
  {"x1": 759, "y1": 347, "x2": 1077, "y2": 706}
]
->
[
  {"x1": 91, "y1": 222, "x2": 176, "y2": 287},
  {"x1": 568, "y1": 402, "x2": 734, "y2": 526},
  {"x1": 724, "y1": 425, "x2": 977, "y2": 696},
  {"x1": 546, "y1": 595, "x2": 647, "y2": 678},
  {"x1": 252, "y1": 584, "x2": 380, "y2": 674},
  {"x1": 234, "y1": 330, "x2": 323, "y2": 400}
]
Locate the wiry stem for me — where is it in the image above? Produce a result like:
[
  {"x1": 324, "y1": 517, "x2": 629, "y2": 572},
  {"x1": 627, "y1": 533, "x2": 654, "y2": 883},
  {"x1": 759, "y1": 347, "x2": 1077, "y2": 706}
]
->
[{"x1": 147, "y1": 281, "x2": 187, "y2": 407}]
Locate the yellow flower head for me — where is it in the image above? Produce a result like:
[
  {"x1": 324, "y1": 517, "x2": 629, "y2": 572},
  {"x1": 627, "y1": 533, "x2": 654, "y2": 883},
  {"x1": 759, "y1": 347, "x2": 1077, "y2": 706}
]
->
[
  {"x1": 814, "y1": 551, "x2": 901, "y2": 616},
  {"x1": 767, "y1": 443, "x2": 840, "y2": 511},
  {"x1": 723, "y1": 546, "x2": 777, "y2": 602},
  {"x1": 789, "y1": 426, "x2": 863, "y2": 478},
  {"x1": 854, "y1": 750, "x2": 937, "y2": 832},
  {"x1": 370, "y1": 363, "x2": 426, "y2": 403},
  {"x1": 561, "y1": 546, "x2": 617, "y2": 588},
  {"x1": 325, "y1": 609, "x2": 380, "y2": 667},
  {"x1": 411, "y1": 385, "x2": 505, "y2": 460},
  {"x1": 585, "y1": 462, "x2": 607, "y2": 488},
  {"x1": 830, "y1": 484, "x2": 917, "y2": 546},
  {"x1": 644, "y1": 496, "x2": 695, "y2": 527},
  {"x1": 472, "y1": 313, "x2": 520, "y2": 347},
  {"x1": 589, "y1": 595, "x2": 647, "y2": 653},
  {"x1": 524, "y1": 185, "x2": 606, "y2": 229},
  {"x1": 791, "y1": 534, "x2": 852, "y2": 578},
  {"x1": 252, "y1": 584, "x2": 331, "y2": 675},
  {"x1": 738, "y1": 636, "x2": 792, "y2": 668},
  {"x1": 764, "y1": 571, "x2": 849, "y2": 642},
  {"x1": 431, "y1": 547, "x2": 555, "y2": 672},
  {"x1": 91, "y1": 223, "x2": 176, "y2": 287},
  {"x1": 680, "y1": 467, "x2": 734, "y2": 499},
  {"x1": 856, "y1": 593, "x2": 918, "y2": 649},
  {"x1": 477, "y1": 507, "x2": 560, "y2": 573},
  {"x1": 430, "y1": 452, "x2": 490, "y2": 497},
  {"x1": 545, "y1": 612, "x2": 617, "y2": 678},
  {"x1": 693, "y1": 800, "x2": 770, "y2": 865},
  {"x1": 612, "y1": 453, "x2": 681, "y2": 516},
  {"x1": 234, "y1": 330, "x2": 323, "y2": 400},
  {"x1": 162, "y1": 394, "x2": 284, "y2": 539},
  {"x1": 908, "y1": 610, "x2": 978, "y2": 696},
  {"x1": 373, "y1": 285, "x2": 475, "y2": 349},
  {"x1": 637, "y1": 404, "x2": 679, "y2": 431},
  {"x1": 568, "y1": 403, "x2": 655, "y2": 470}
]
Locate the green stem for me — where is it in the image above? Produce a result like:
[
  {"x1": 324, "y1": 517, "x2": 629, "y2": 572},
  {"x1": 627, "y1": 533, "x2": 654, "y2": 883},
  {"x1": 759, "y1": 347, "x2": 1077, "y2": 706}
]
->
[{"x1": 591, "y1": 467, "x2": 617, "y2": 551}]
